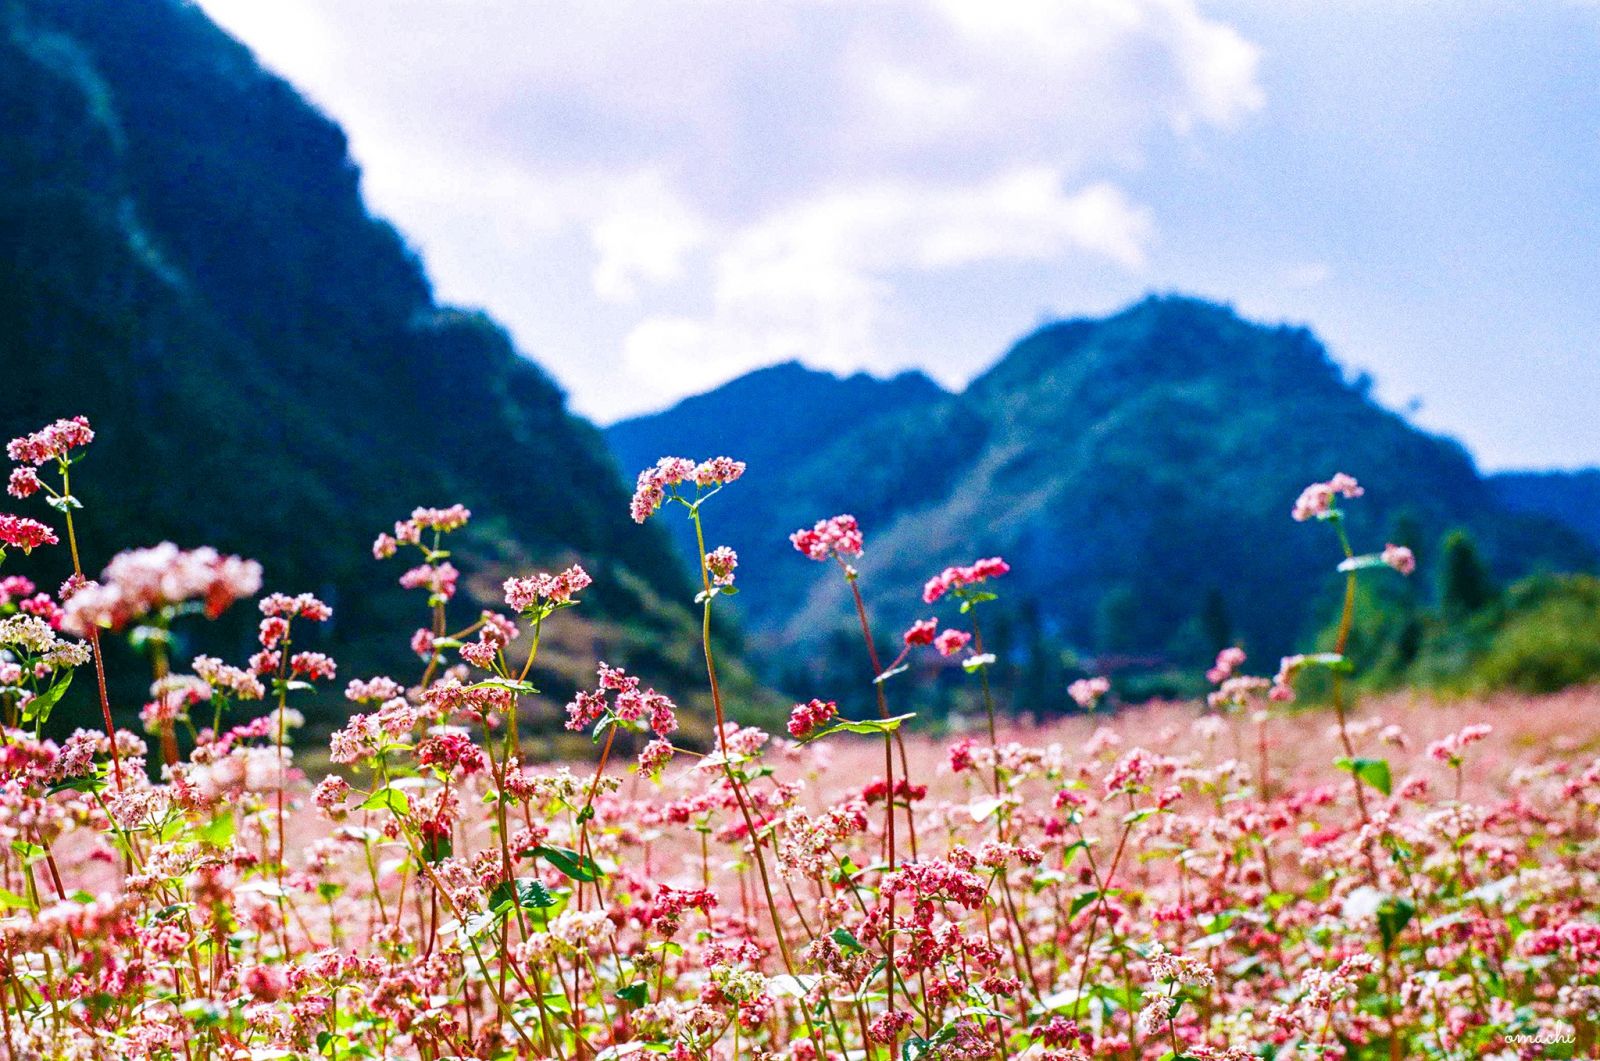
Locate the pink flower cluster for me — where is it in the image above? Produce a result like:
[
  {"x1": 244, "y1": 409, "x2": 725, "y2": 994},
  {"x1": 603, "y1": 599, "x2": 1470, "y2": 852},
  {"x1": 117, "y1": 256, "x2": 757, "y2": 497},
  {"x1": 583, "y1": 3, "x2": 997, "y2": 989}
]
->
[
  {"x1": 502, "y1": 564, "x2": 592, "y2": 612},
  {"x1": 0, "y1": 514, "x2": 57, "y2": 553},
  {"x1": 1068, "y1": 675, "x2": 1111, "y2": 708},
  {"x1": 922, "y1": 556, "x2": 1010, "y2": 604},
  {"x1": 1427, "y1": 722, "x2": 1493, "y2": 764},
  {"x1": 372, "y1": 504, "x2": 472, "y2": 557},
  {"x1": 1382, "y1": 542, "x2": 1417, "y2": 575},
  {"x1": 630, "y1": 456, "x2": 745, "y2": 522},
  {"x1": 790, "y1": 514, "x2": 864, "y2": 561},
  {"x1": 59, "y1": 543, "x2": 262, "y2": 635},
  {"x1": 565, "y1": 662, "x2": 678, "y2": 737},
  {"x1": 934, "y1": 629, "x2": 971, "y2": 656},
  {"x1": 6, "y1": 416, "x2": 93, "y2": 466},
  {"x1": 1291, "y1": 472, "x2": 1363, "y2": 521},
  {"x1": 705, "y1": 546, "x2": 738, "y2": 587},
  {"x1": 398, "y1": 561, "x2": 459, "y2": 600},
  {"x1": 786, "y1": 698, "x2": 838, "y2": 739},
  {"x1": 1207, "y1": 646, "x2": 1247, "y2": 684}
]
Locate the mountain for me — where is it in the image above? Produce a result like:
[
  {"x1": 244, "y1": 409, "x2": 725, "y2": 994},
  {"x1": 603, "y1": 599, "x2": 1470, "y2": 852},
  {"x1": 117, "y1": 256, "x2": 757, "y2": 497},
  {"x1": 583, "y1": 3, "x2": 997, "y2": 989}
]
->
[
  {"x1": 1489, "y1": 470, "x2": 1600, "y2": 553},
  {"x1": 606, "y1": 297, "x2": 1593, "y2": 697},
  {"x1": 0, "y1": 0, "x2": 761, "y2": 735}
]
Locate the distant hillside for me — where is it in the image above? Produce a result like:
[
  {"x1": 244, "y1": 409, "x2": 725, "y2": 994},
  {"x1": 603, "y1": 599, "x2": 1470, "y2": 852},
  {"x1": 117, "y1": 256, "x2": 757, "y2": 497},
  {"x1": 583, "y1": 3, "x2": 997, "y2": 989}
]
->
[
  {"x1": 607, "y1": 297, "x2": 1593, "y2": 698},
  {"x1": 0, "y1": 0, "x2": 762, "y2": 734},
  {"x1": 1490, "y1": 470, "x2": 1600, "y2": 553}
]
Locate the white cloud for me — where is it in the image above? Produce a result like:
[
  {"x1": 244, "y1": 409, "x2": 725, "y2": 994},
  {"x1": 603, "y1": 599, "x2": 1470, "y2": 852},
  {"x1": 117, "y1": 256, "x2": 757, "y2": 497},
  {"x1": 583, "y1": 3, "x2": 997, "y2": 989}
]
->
[
  {"x1": 620, "y1": 169, "x2": 1153, "y2": 394},
  {"x1": 195, "y1": 0, "x2": 1263, "y2": 418}
]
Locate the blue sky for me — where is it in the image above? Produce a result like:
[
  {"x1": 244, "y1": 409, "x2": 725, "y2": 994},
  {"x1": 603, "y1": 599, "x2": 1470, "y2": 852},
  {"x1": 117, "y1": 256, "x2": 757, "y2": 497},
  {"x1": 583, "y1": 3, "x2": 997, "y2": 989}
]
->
[{"x1": 197, "y1": 0, "x2": 1600, "y2": 469}]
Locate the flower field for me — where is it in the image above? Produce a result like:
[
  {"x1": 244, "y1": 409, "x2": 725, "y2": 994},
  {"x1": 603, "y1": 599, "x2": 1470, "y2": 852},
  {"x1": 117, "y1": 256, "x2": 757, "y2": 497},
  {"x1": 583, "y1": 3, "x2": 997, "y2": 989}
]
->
[{"x1": 1, "y1": 418, "x2": 1598, "y2": 1060}]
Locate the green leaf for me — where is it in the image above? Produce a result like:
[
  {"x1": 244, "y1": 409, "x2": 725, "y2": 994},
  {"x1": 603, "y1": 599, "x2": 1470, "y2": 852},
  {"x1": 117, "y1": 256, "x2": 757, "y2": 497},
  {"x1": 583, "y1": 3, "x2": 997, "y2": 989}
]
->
[
  {"x1": 197, "y1": 812, "x2": 235, "y2": 848},
  {"x1": 47, "y1": 768, "x2": 106, "y2": 797},
  {"x1": 421, "y1": 830, "x2": 452, "y2": 863},
  {"x1": 961, "y1": 653, "x2": 996, "y2": 672},
  {"x1": 534, "y1": 845, "x2": 604, "y2": 882},
  {"x1": 958, "y1": 591, "x2": 997, "y2": 613},
  {"x1": 575, "y1": 804, "x2": 595, "y2": 825},
  {"x1": 468, "y1": 678, "x2": 538, "y2": 695},
  {"x1": 1336, "y1": 554, "x2": 1390, "y2": 573},
  {"x1": 0, "y1": 888, "x2": 34, "y2": 911},
  {"x1": 1377, "y1": 896, "x2": 1415, "y2": 950},
  {"x1": 614, "y1": 983, "x2": 649, "y2": 1007},
  {"x1": 1300, "y1": 652, "x2": 1354, "y2": 673},
  {"x1": 360, "y1": 786, "x2": 410, "y2": 816},
  {"x1": 804, "y1": 713, "x2": 917, "y2": 742},
  {"x1": 1069, "y1": 890, "x2": 1101, "y2": 918},
  {"x1": 23, "y1": 671, "x2": 73, "y2": 726},
  {"x1": 1335, "y1": 756, "x2": 1392, "y2": 796},
  {"x1": 489, "y1": 877, "x2": 557, "y2": 913},
  {"x1": 830, "y1": 927, "x2": 866, "y2": 954}
]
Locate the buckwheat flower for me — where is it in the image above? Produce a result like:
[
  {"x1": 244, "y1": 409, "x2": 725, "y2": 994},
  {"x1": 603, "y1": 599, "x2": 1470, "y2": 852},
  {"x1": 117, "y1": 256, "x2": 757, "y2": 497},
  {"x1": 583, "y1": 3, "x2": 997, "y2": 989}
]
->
[
  {"x1": 1292, "y1": 472, "x2": 1363, "y2": 521},
  {"x1": 693, "y1": 456, "x2": 745, "y2": 487},
  {"x1": 1069, "y1": 676, "x2": 1111, "y2": 709},
  {"x1": 193, "y1": 655, "x2": 265, "y2": 700},
  {"x1": 289, "y1": 652, "x2": 336, "y2": 681},
  {"x1": 398, "y1": 561, "x2": 458, "y2": 601},
  {"x1": 410, "y1": 628, "x2": 434, "y2": 658},
  {"x1": 790, "y1": 514, "x2": 864, "y2": 561},
  {"x1": 313, "y1": 775, "x2": 350, "y2": 813},
  {"x1": 7, "y1": 415, "x2": 93, "y2": 466},
  {"x1": 503, "y1": 564, "x2": 591, "y2": 612},
  {"x1": 1381, "y1": 542, "x2": 1416, "y2": 575},
  {"x1": 705, "y1": 546, "x2": 738, "y2": 587},
  {"x1": 1427, "y1": 723, "x2": 1492, "y2": 765},
  {"x1": 410, "y1": 504, "x2": 471, "y2": 533},
  {"x1": 922, "y1": 556, "x2": 1010, "y2": 604},
  {"x1": 1207, "y1": 646, "x2": 1247, "y2": 684},
  {"x1": 638, "y1": 738, "x2": 675, "y2": 777},
  {"x1": 868, "y1": 1011, "x2": 913, "y2": 1044},
  {"x1": 370, "y1": 533, "x2": 398, "y2": 559},
  {"x1": 903, "y1": 617, "x2": 938, "y2": 647},
  {"x1": 6, "y1": 467, "x2": 40, "y2": 499},
  {"x1": 786, "y1": 698, "x2": 838, "y2": 739},
  {"x1": 0, "y1": 514, "x2": 58, "y2": 553},
  {"x1": 934, "y1": 629, "x2": 971, "y2": 657},
  {"x1": 459, "y1": 638, "x2": 498, "y2": 669},
  {"x1": 259, "y1": 592, "x2": 331, "y2": 622},
  {"x1": 1208, "y1": 675, "x2": 1271, "y2": 710}
]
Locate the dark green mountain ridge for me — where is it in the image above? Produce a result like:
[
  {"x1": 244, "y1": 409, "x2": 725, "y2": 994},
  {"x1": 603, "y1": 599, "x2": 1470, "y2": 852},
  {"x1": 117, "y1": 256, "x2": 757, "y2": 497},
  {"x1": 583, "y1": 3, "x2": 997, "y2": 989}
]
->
[
  {"x1": 606, "y1": 297, "x2": 1594, "y2": 685},
  {"x1": 0, "y1": 0, "x2": 759, "y2": 735}
]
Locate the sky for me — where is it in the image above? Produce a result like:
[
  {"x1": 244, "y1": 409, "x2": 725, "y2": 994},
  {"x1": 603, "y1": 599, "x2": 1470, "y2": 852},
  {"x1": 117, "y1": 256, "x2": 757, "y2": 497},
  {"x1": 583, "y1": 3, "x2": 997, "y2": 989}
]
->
[{"x1": 195, "y1": 0, "x2": 1600, "y2": 469}]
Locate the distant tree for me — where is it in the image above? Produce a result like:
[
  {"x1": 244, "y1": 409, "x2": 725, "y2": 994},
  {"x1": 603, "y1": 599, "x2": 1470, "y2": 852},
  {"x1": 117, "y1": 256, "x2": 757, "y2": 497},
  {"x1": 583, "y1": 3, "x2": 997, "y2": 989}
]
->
[
  {"x1": 1200, "y1": 588, "x2": 1232, "y2": 656},
  {"x1": 1439, "y1": 529, "x2": 1498, "y2": 617},
  {"x1": 1095, "y1": 585, "x2": 1141, "y2": 655}
]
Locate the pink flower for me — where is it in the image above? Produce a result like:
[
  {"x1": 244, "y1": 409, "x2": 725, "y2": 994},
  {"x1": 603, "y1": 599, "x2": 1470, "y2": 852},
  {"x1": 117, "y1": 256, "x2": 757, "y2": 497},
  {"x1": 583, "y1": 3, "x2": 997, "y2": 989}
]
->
[
  {"x1": 7, "y1": 468, "x2": 40, "y2": 499},
  {"x1": 1382, "y1": 543, "x2": 1416, "y2": 576},
  {"x1": 0, "y1": 514, "x2": 58, "y2": 553},
  {"x1": 1069, "y1": 676, "x2": 1110, "y2": 709},
  {"x1": 7, "y1": 416, "x2": 93, "y2": 466},
  {"x1": 398, "y1": 561, "x2": 459, "y2": 601},
  {"x1": 786, "y1": 698, "x2": 838, "y2": 739},
  {"x1": 790, "y1": 514, "x2": 864, "y2": 561},
  {"x1": 289, "y1": 652, "x2": 337, "y2": 682},
  {"x1": 1207, "y1": 646, "x2": 1247, "y2": 684},
  {"x1": 371, "y1": 533, "x2": 397, "y2": 559},
  {"x1": 705, "y1": 546, "x2": 738, "y2": 587},
  {"x1": 631, "y1": 456, "x2": 744, "y2": 522},
  {"x1": 1292, "y1": 472, "x2": 1363, "y2": 521},
  {"x1": 1427, "y1": 723, "x2": 1493, "y2": 765},
  {"x1": 903, "y1": 617, "x2": 938, "y2": 647},
  {"x1": 240, "y1": 964, "x2": 288, "y2": 1002},
  {"x1": 638, "y1": 738, "x2": 675, "y2": 776},
  {"x1": 922, "y1": 556, "x2": 1010, "y2": 604},
  {"x1": 259, "y1": 592, "x2": 331, "y2": 622},
  {"x1": 503, "y1": 564, "x2": 592, "y2": 612},
  {"x1": 934, "y1": 629, "x2": 972, "y2": 657}
]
